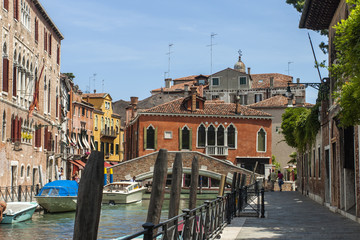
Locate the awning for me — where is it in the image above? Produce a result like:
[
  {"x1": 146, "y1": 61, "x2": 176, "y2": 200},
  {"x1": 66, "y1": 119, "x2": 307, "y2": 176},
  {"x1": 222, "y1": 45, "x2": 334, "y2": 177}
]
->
[
  {"x1": 83, "y1": 136, "x2": 90, "y2": 149},
  {"x1": 69, "y1": 160, "x2": 84, "y2": 170},
  {"x1": 104, "y1": 162, "x2": 112, "y2": 168},
  {"x1": 73, "y1": 160, "x2": 86, "y2": 168},
  {"x1": 71, "y1": 135, "x2": 76, "y2": 145},
  {"x1": 66, "y1": 135, "x2": 71, "y2": 145},
  {"x1": 77, "y1": 136, "x2": 83, "y2": 149},
  {"x1": 110, "y1": 161, "x2": 120, "y2": 165},
  {"x1": 90, "y1": 137, "x2": 96, "y2": 150}
]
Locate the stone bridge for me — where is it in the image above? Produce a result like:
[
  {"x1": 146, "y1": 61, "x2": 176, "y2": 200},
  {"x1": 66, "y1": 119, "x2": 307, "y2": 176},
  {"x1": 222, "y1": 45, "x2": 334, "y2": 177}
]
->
[{"x1": 109, "y1": 151, "x2": 261, "y2": 185}]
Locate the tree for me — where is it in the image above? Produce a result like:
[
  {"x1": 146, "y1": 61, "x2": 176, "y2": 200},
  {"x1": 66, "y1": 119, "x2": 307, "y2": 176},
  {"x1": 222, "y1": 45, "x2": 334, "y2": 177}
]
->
[
  {"x1": 63, "y1": 73, "x2": 75, "y2": 80},
  {"x1": 272, "y1": 155, "x2": 281, "y2": 171},
  {"x1": 286, "y1": 0, "x2": 305, "y2": 13},
  {"x1": 331, "y1": 1, "x2": 360, "y2": 126}
]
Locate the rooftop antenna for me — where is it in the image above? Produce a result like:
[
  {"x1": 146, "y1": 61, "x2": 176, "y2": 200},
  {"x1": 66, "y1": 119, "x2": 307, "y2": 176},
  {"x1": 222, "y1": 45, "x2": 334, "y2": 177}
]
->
[
  {"x1": 164, "y1": 72, "x2": 168, "y2": 79},
  {"x1": 287, "y1": 61, "x2": 293, "y2": 76},
  {"x1": 207, "y1": 33, "x2": 217, "y2": 75},
  {"x1": 102, "y1": 79, "x2": 104, "y2": 93},
  {"x1": 167, "y1": 43, "x2": 173, "y2": 78},
  {"x1": 88, "y1": 73, "x2": 97, "y2": 93},
  {"x1": 308, "y1": 32, "x2": 323, "y2": 82},
  {"x1": 92, "y1": 73, "x2": 97, "y2": 93}
]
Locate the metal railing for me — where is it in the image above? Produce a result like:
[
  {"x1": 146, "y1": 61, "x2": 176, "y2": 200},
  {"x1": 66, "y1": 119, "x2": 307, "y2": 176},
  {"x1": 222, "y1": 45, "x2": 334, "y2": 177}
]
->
[
  {"x1": 119, "y1": 181, "x2": 265, "y2": 240},
  {"x1": 0, "y1": 185, "x2": 40, "y2": 202}
]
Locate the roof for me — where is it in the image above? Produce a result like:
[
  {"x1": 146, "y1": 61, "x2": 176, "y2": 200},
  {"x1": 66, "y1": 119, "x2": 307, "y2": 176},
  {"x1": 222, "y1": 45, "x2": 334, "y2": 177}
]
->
[
  {"x1": 151, "y1": 81, "x2": 208, "y2": 94},
  {"x1": 248, "y1": 95, "x2": 314, "y2": 108},
  {"x1": 250, "y1": 73, "x2": 299, "y2": 89},
  {"x1": 82, "y1": 93, "x2": 111, "y2": 100},
  {"x1": 33, "y1": 0, "x2": 64, "y2": 40},
  {"x1": 299, "y1": 0, "x2": 341, "y2": 30},
  {"x1": 140, "y1": 97, "x2": 271, "y2": 117},
  {"x1": 173, "y1": 75, "x2": 209, "y2": 82}
]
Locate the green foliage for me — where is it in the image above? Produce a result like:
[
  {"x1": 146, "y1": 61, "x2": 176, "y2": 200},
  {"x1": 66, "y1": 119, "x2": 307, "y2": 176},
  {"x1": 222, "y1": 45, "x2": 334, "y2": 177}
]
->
[
  {"x1": 288, "y1": 152, "x2": 297, "y2": 165},
  {"x1": 281, "y1": 104, "x2": 320, "y2": 153},
  {"x1": 330, "y1": 1, "x2": 360, "y2": 126},
  {"x1": 63, "y1": 73, "x2": 75, "y2": 80},
  {"x1": 286, "y1": 0, "x2": 305, "y2": 12},
  {"x1": 272, "y1": 155, "x2": 281, "y2": 171}
]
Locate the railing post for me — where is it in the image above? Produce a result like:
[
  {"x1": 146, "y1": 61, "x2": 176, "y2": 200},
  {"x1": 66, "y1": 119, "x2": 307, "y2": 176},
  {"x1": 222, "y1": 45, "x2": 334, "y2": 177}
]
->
[
  {"x1": 204, "y1": 201, "x2": 210, "y2": 239},
  {"x1": 5, "y1": 187, "x2": 8, "y2": 202},
  {"x1": 182, "y1": 209, "x2": 191, "y2": 240},
  {"x1": 261, "y1": 188, "x2": 265, "y2": 218},
  {"x1": 142, "y1": 222, "x2": 155, "y2": 240},
  {"x1": 226, "y1": 195, "x2": 231, "y2": 224},
  {"x1": 239, "y1": 187, "x2": 242, "y2": 212},
  {"x1": 244, "y1": 186, "x2": 248, "y2": 206},
  {"x1": 18, "y1": 185, "x2": 22, "y2": 202}
]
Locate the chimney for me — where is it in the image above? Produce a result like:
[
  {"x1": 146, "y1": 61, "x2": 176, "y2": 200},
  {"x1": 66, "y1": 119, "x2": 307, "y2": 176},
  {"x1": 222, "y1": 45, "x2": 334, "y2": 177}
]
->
[
  {"x1": 199, "y1": 85, "x2": 204, "y2": 97},
  {"x1": 130, "y1": 96, "x2": 138, "y2": 118},
  {"x1": 184, "y1": 84, "x2": 189, "y2": 92},
  {"x1": 247, "y1": 67, "x2": 251, "y2": 75},
  {"x1": 94, "y1": 89, "x2": 96, "y2": 93},
  {"x1": 296, "y1": 78, "x2": 300, "y2": 84},
  {"x1": 165, "y1": 78, "x2": 172, "y2": 88},
  {"x1": 190, "y1": 86, "x2": 197, "y2": 112},
  {"x1": 270, "y1": 77, "x2": 274, "y2": 88},
  {"x1": 235, "y1": 95, "x2": 241, "y2": 114}
]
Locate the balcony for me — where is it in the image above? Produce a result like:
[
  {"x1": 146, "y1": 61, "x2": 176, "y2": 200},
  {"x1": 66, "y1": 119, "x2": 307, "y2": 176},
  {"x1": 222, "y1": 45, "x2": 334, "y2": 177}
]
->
[
  {"x1": 100, "y1": 129, "x2": 117, "y2": 139},
  {"x1": 206, "y1": 146, "x2": 228, "y2": 156}
]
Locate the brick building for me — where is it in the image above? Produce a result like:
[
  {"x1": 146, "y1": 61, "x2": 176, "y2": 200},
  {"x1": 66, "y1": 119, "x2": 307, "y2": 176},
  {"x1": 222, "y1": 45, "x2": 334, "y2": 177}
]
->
[
  {"x1": 0, "y1": 0, "x2": 63, "y2": 187},
  {"x1": 125, "y1": 89, "x2": 272, "y2": 174},
  {"x1": 299, "y1": 0, "x2": 360, "y2": 220}
]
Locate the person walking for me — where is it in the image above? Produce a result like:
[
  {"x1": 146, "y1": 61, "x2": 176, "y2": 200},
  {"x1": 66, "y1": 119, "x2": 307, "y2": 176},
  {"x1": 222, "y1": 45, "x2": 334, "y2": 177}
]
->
[
  {"x1": 270, "y1": 169, "x2": 277, "y2": 191},
  {"x1": 278, "y1": 170, "x2": 284, "y2": 191}
]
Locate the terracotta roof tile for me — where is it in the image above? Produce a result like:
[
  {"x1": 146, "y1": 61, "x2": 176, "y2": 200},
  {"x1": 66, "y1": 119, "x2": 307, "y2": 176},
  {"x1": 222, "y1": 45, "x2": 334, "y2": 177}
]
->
[
  {"x1": 141, "y1": 97, "x2": 271, "y2": 117},
  {"x1": 151, "y1": 82, "x2": 208, "y2": 94},
  {"x1": 248, "y1": 95, "x2": 314, "y2": 108},
  {"x1": 82, "y1": 93, "x2": 110, "y2": 99},
  {"x1": 251, "y1": 73, "x2": 300, "y2": 89}
]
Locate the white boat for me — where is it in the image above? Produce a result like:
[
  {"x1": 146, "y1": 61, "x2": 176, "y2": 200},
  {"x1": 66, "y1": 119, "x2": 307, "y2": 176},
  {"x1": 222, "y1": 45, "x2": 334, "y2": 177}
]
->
[
  {"x1": 102, "y1": 182, "x2": 146, "y2": 204},
  {"x1": 1, "y1": 202, "x2": 38, "y2": 224},
  {"x1": 35, "y1": 180, "x2": 78, "y2": 213}
]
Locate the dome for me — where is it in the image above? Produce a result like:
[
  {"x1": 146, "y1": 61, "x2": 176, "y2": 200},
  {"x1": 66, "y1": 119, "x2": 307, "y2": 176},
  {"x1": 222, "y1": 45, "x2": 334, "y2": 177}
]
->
[{"x1": 234, "y1": 56, "x2": 246, "y2": 73}]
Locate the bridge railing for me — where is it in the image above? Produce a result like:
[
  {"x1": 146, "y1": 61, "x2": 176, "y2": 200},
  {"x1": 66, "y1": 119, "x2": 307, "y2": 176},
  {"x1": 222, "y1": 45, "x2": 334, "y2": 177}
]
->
[
  {"x1": 118, "y1": 180, "x2": 265, "y2": 240},
  {"x1": 0, "y1": 185, "x2": 40, "y2": 202}
]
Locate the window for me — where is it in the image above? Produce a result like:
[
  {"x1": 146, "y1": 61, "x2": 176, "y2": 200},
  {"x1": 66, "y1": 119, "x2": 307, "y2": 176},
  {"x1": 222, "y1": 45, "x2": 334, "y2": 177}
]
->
[
  {"x1": 197, "y1": 124, "x2": 206, "y2": 147},
  {"x1": 144, "y1": 125, "x2": 157, "y2": 150},
  {"x1": 212, "y1": 77, "x2": 219, "y2": 86},
  {"x1": 207, "y1": 125, "x2": 215, "y2": 146},
  {"x1": 239, "y1": 77, "x2": 246, "y2": 85},
  {"x1": 14, "y1": 0, "x2": 19, "y2": 21},
  {"x1": 49, "y1": 34, "x2": 52, "y2": 55},
  {"x1": 95, "y1": 141, "x2": 98, "y2": 151},
  {"x1": 2, "y1": 111, "x2": 6, "y2": 142},
  {"x1": 35, "y1": 18, "x2": 39, "y2": 42},
  {"x1": 238, "y1": 95, "x2": 248, "y2": 105},
  {"x1": 164, "y1": 131, "x2": 172, "y2": 139},
  {"x1": 227, "y1": 125, "x2": 236, "y2": 148},
  {"x1": 44, "y1": 28, "x2": 47, "y2": 51},
  {"x1": 82, "y1": 107, "x2": 85, "y2": 116},
  {"x1": 198, "y1": 79, "x2": 206, "y2": 85},
  {"x1": 318, "y1": 147, "x2": 321, "y2": 178},
  {"x1": 212, "y1": 95, "x2": 219, "y2": 100},
  {"x1": 110, "y1": 143, "x2": 114, "y2": 155},
  {"x1": 73, "y1": 105, "x2": 76, "y2": 116},
  {"x1": 3, "y1": 0, "x2": 8, "y2": 11},
  {"x1": 179, "y1": 126, "x2": 191, "y2": 150},
  {"x1": 21, "y1": 0, "x2": 30, "y2": 29},
  {"x1": 27, "y1": 165, "x2": 30, "y2": 177},
  {"x1": 115, "y1": 144, "x2": 119, "y2": 155},
  {"x1": 105, "y1": 142, "x2": 109, "y2": 154},
  {"x1": 255, "y1": 94, "x2": 263, "y2": 103},
  {"x1": 217, "y1": 125, "x2": 224, "y2": 146},
  {"x1": 20, "y1": 165, "x2": 24, "y2": 177},
  {"x1": 257, "y1": 128, "x2": 266, "y2": 152},
  {"x1": 56, "y1": 45, "x2": 60, "y2": 65},
  {"x1": 3, "y1": 43, "x2": 9, "y2": 92}
]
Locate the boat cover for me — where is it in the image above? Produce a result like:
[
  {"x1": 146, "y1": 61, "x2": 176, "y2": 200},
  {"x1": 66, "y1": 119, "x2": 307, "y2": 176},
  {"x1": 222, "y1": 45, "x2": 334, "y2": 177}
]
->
[{"x1": 37, "y1": 180, "x2": 78, "y2": 197}]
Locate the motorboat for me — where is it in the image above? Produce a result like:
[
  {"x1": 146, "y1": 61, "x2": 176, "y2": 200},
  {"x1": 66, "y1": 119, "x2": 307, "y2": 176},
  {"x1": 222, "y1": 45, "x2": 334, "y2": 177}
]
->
[
  {"x1": 102, "y1": 182, "x2": 146, "y2": 204},
  {"x1": 35, "y1": 180, "x2": 78, "y2": 213},
  {"x1": 1, "y1": 202, "x2": 38, "y2": 224}
]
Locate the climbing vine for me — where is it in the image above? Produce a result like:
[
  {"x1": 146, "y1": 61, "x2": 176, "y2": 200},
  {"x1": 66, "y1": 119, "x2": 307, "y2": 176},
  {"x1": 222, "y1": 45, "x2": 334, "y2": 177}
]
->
[{"x1": 331, "y1": 0, "x2": 360, "y2": 126}]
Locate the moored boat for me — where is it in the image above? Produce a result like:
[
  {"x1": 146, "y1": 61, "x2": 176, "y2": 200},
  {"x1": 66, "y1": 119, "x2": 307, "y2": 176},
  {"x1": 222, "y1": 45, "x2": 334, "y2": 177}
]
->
[
  {"x1": 35, "y1": 180, "x2": 78, "y2": 213},
  {"x1": 1, "y1": 202, "x2": 38, "y2": 224},
  {"x1": 102, "y1": 182, "x2": 146, "y2": 204}
]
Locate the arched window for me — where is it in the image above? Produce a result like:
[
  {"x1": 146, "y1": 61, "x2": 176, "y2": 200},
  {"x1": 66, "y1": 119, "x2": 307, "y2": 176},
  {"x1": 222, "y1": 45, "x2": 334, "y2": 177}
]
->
[
  {"x1": 2, "y1": 111, "x2": 6, "y2": 142},
  {"x1": 101, "y1": 117, "x2": 104, "y2": 131},
  {"x1": 95, "y1": 115, "x2": 98, "y2": 129},
  {"x1": 217, "y1": 125, "x2": 224, "y2": 146},
  {"x1": 20, "y1": 165, "x2": 24, "y2": 178},
  {"x1": 257, "y1": 128, "x2": 266, "y2": 152},
  {"x1": 2, "y1": 42, "x2": 9, "y2": 92},
  {"x1": 197, "y1": 124, "x2": 206, "y2": 147},
  {"x1": 27, "y1": 165, "x2": 30, "y2": 177},
  {"x1": 227, "y1": 125, "x2": 236, "y2": 148},
  {"x1": 144, "y1": 125, "x2": 156, "y2": 150},
  {"x1": 179, "y1": 126, "x2": 191, "y2": 150},
  {"x1": 207, "y1": 125, "x2": 215, "y2": 146}
]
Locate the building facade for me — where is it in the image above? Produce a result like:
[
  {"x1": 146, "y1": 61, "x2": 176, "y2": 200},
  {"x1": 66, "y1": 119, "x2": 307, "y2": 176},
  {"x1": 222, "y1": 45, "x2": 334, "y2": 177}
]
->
[
  {"x1": 299, "y1": 0, "x2": 360, "y2": 219},
  {"x1": 83, "y1": 93, "x2": 122, "y2": 163},
  {"x1": 0, "y1": 0, "x2": 63, "y2": 187},
  {"x1": 125, "y1": 89, "x2": 272, "y2": 174}
]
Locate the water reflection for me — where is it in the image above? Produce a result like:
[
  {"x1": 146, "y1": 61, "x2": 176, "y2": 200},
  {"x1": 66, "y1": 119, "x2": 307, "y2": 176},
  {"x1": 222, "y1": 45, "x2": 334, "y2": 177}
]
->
[{"x1": 0, "y1": 194, "x2": 217, "y2": 239}]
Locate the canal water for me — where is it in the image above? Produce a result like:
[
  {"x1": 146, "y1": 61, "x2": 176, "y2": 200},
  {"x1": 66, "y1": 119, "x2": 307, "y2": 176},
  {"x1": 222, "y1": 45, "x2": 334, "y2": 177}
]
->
[{"x1": 0, "y1": 194, "x2": 217, "y2": 239}]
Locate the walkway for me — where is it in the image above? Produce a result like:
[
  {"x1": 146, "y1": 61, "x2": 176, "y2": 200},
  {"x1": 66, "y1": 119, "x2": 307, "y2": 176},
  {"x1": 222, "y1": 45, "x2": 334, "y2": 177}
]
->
[{"x1": 220, "y1": 191, "x2": 360, "y2": 239}]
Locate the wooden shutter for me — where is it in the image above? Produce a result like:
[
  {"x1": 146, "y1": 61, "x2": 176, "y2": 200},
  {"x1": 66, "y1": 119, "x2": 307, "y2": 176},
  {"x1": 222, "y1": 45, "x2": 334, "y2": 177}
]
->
[
  {"x1": 189, "y1": 128, "x2": 192, "y2": 151},
  {"x1": 13, "y1": 66, "x2": 16, "y2": 96},
  {"x1": 48, "y1": 132, "x2": 52, "y2": 151},
  {"x1": 4, "y1": 0, "x2": 8, "y2": 11},
  {"x1": 11, "y1": 117, "x2": 15, "y2": 142},
  {"x1": 3, "y1": 58, "x2": 9, "y2": 92},
  {"x1": 13, "y1": 0, "x2": 18, "y2": 20},
  {"x1": 57, "y1": 45, "x2": 60, "y2": 64},
  {"x1": 143, "y1": 127, "x2": 147, "y2": 150},
  {"x1": 44, "y1": 127, "x2": 48, "y2": 150},
  {"x1": 35, "y1": 19, "x2": 38, "y2": 42},
  {"x1": 49, "y1": 34, "x2": 52, "y2": 55},
  {"x1": 154, "y1": 127, "x2": 158, "y2": 150},
  {"x1": 179, "y1": 127, "x2": 182, "y2": 150}
]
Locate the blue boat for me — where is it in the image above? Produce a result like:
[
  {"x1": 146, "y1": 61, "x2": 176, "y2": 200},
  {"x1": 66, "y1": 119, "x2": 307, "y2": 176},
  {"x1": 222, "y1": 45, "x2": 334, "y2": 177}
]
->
[
  {"x1": 35, "y1": 180, "x2": 78, "y2": 213},
  {"x1": 1, "y1": 202, "x2": 38, "y2": 224}
]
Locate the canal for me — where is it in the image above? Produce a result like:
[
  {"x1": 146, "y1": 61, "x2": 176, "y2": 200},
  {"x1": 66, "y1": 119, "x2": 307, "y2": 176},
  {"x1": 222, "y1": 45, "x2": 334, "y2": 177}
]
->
[{"x1": 0, "y1": 194, "x2": 217, "y2": 239}]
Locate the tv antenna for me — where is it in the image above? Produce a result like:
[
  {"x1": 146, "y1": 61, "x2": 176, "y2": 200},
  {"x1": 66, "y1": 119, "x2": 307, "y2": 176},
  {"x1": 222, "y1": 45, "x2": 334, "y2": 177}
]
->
[
  {"x1": 89, "y1": 73, "x2": 96, "y2": 93},
  {"x1": 207, "y1": 33, "x2": 217, "y2": 75},
  {"x1": 102, "y1": 79, "x2": 104, "y2": 93},
  {"x1": 287, "y1": 61, "x2": 293, "y2": 76},
  {"x1": 166, "y1": 43, "x2": 173, "y2": 78}
]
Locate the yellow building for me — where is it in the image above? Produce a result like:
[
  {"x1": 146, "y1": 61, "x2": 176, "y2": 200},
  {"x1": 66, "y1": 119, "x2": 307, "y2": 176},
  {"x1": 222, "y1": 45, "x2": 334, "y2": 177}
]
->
[{"x1": 83, "y1": 93, "x2": 123, "y2": 162}]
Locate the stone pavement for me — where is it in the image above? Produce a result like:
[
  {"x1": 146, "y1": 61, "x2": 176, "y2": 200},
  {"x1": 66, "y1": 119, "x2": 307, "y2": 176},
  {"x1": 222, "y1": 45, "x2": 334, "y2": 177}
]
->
[{"x1": 220, "y1": 191, "x2": 360, "y2": 239}]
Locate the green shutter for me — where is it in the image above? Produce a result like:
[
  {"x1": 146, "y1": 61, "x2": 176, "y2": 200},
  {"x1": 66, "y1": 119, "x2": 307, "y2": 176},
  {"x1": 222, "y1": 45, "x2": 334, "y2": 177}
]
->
[
  {"x1": 143, "y1": 127, "x2": 147, "y2": 150},
  {"x1": 189, "y1": 128, "x2": 192, "y2": 151},
  {"x1": 179, "y1": 127, "x2": 182, "y2": 150},
  {"x1": 154, "y1": 127, "x2": 158, "y2": 150}
]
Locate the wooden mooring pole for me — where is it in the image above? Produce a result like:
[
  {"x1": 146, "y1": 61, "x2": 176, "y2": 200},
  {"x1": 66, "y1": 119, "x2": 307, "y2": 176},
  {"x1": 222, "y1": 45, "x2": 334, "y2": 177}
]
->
[
  {"x1": 168, "y1": 152, "x2": 183, "y2": 219},
  {"x1": 146, "y1": 149, "x2": 168, "y2": 226},
  {"x1": 218, "y1": 174, "x2": 226, "y2": 196},
  {"x1": 73, "y1": 151, "x2": 104, "y2": 240},
  {"x1": 189, "y1": 156, "x2": 199, "y2": 210}
]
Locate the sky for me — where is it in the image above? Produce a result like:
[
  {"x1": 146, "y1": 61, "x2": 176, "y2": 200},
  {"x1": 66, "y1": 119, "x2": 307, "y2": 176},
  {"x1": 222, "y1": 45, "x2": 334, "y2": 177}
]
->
[{"x1": 41, "y1": 0, "x2": 328, "y2": 104}]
